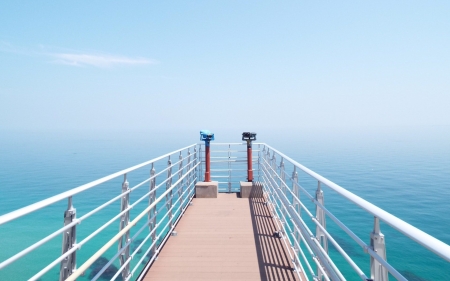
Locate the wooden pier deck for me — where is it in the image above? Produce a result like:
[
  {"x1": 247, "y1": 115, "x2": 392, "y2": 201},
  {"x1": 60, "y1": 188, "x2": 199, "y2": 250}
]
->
[{"x1": 141, "y1": 193, "x2": 307, "y2": 281}]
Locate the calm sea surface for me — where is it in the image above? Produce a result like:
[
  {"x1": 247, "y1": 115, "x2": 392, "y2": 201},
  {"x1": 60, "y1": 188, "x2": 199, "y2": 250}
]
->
[{"x1": 0, "y1": 132, "x2": 449, "y2": 280}]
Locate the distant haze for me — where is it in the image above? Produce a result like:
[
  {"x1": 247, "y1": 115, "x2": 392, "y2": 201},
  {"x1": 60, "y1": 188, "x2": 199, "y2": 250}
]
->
[{"x1": 1, "y1": 1, "x2": 449, "y2": 141}]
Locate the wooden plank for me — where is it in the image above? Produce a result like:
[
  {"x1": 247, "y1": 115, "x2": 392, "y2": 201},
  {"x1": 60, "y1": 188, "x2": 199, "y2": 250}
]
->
[{"x1": 142, "y1": 193, "x2": 307, "y2": 281}]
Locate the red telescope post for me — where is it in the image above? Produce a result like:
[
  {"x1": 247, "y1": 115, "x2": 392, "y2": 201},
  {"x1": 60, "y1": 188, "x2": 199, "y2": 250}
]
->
[
  {"x1": 246, "y1": 141, "x2": 253, "y2": 182},
  {"x1": 242, "y1": 132, "x2": 257, "y2": 182},
  {"x1": 200, "y1": 130, "x2": 214, "y2": 182},
  {"x1": 205, "y1": 145, "x2": 211, "y2": 182}
]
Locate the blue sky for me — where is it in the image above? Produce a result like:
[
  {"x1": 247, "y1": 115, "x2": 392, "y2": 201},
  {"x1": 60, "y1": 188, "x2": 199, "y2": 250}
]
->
[{"x1": 1, "y1": 1, "x2": 449, "y2": 140}]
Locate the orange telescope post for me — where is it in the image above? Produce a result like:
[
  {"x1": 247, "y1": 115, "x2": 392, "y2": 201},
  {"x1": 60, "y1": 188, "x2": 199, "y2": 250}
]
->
[
  {"x1": 200, "y1": 130, "x2": 214, "y2": 182},
  {"x1": 242, "y1": 132, "x2": 257, "y2": 182}
]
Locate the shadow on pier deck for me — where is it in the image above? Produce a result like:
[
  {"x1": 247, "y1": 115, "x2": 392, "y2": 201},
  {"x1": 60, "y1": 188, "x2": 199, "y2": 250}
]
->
[{"x1": 141, "y1": 192, "x2": 306, "y2": 281}]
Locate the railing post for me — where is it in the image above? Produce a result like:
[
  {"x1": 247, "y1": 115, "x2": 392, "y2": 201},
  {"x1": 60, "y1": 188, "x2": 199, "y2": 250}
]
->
[
  {"x1": 279, "y1": 157, "x2": 287, "y2": 237},
  {"x1": 292, "y1": 166, "x2": 300, "y2": 214},
  {"x1": 199, "y1": 145, "x2": 203, "y2": 181},
  {"x1": 186, "y1": 149, "x2": 191, "y2": 198},
  {"x1": 228, "y1": 144, "x2": 231, "y2": 192},
  {"x1": 266, "y1": 148, "x2": 271, "y2": 183},
  {"x1": 149, "y1": 164, "x2": 157, "y2": 256},
  {"x1": 257, "y1": 144, "x2": 261, "y2": 182},
  {"x1": 265, "y1": 148, "x2": 271, "y2": 182},
  {"x1": 279, "y1": 158, "x2": 285, "y2": 192},
  {"x1": 271, "y1": 152, "x2": 277, "y2": 178},
  {"x1": 59, "y1": 196, "x2": 77, "y2": 281},
  {"x1": 292, "y1": 166, "x2": 301, "y2": 255},
  {"x1": 370, "y1": 217, "x2": 388, "y2": 281},
  {"x1": 315, "y1": 181, "x2": 327, "y2": 280},
  {"x1": 166, "y1": 156, "x2": 173, "y2": 228},
  {"x1": 194, "y1": 146, "x2": 198, "y2": 185},
  {"x1": 118, "y1": 174, "x2": 130, "y2": 280},
  {"x1": 178, "y1": 152, "x2": 184, "y2": 205}
]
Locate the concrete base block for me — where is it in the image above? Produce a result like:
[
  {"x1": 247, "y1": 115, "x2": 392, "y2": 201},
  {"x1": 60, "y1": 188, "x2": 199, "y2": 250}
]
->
[
  {"x1": 240, "y1": 181, "x2": 263, "y2": 198},
  {"x1": 195, "y1": 181, "x2": 218, "y2": 198}
]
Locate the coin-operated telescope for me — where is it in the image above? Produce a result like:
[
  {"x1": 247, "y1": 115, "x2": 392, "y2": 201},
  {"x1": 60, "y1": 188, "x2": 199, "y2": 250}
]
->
[{"x1": 200, "y1": 130, "x2": 215, "y2": 182}]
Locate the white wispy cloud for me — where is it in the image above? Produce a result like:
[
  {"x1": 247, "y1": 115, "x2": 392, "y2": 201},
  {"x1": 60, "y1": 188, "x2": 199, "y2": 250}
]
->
[
  {"x1": 52, "y1": 53, "x2": 155, "y2": 67},
  {"x1": 0, "y1": 42, "x2": 156, "y2": 68}
]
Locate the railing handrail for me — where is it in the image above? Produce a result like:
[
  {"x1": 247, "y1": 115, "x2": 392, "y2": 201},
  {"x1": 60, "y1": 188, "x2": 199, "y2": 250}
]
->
[
  {"x1": 197, "y1": 142, "x2": 264, "y2": 146},
  {"x1": 64, "y1": 161, "x2": 200, "y2": 281},
  {"x1": 0, "y1": 143, "x2": 197, "y2": 226},
  {"x1": 2, "y1": 141, "x2": 448, "y2": 281},
  {"x1": 262, "y1": 143, "x2": 450, "y2": 262}
]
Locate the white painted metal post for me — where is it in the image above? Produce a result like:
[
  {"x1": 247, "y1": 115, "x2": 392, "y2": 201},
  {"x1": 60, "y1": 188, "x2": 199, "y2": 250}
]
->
[
  {"x1": 280, "y1": 158, "x2": 285, "y2": 193},
  {"x1": 186, "y1": 149, "x2": 191, "y2": 198},
  {"x1": 291, "y1": 166, "x2": 301, "y2": 261},
  {"x1": 118, "y1": 174, "x2": 130, "y2": 280},
  {"x1": 292, "y1": 166, "x2": 300, "y2": 215},
  {"x1": 257, "y1": 144, "x2": 261, "y2": 182},
  {"x1": 370, "y1": 217, "x2": 388, "y2": 281},
  {"x1": 59, "y1": 196, "x2": 77, "y2": 281},
  {"x1": 178, "y1": 152, "x2": 184, "y2": 206},
  {"x1": 279, "y1": 157, "x2": 288, "y2": 236},
  {"x1": 149, "y1": 164, "x2": 157, "y2": 256},
  {"x1": 264, "y1": 147, "x2": 271, "y2": 200},
  {"x1": 198, "y1": 145, "x2": 203, "y2": 181},
  {"x1": 228, "y1": 144, "x2": 231, "y2": 192},
  {"x1": 262, "y1": 147, "x2": 267, "y2": 173},
  {"x1": 166, "y1": 156, "x2": 173, "y2": 228},
  {"x1": 194, "y1": 147, "x2": 198, "y2": 185},
  {"x1": 271, "y1": 153, "x2": 277, "y2": 178},
  {"x1": 315, "y1": 181, "x2": 327, "y2": 280}
]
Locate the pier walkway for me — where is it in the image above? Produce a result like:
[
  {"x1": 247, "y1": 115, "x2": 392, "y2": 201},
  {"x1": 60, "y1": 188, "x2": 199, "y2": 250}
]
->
[
  {"x1": 2, "y1": 142, "x2": 450, "y2": 281},
  {"x1": 142, "y1": 193, "x2": 305, "y2": 281}
]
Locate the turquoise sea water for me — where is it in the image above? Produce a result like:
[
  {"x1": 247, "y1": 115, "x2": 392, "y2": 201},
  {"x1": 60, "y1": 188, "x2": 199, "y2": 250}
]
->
[{"x1": 0, "y1": 131, "x2": 449, "y2": 280}]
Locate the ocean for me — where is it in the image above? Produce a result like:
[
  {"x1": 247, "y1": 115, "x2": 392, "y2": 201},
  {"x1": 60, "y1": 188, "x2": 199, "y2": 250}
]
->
[{"x1": 0, "y1": 130, "x2": 449, "y2": 281}]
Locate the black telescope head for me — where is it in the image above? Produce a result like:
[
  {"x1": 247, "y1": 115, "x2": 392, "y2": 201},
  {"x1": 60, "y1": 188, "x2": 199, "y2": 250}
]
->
[{"x1": 242, "y1": 132, "x2": 257, "y2": 141}]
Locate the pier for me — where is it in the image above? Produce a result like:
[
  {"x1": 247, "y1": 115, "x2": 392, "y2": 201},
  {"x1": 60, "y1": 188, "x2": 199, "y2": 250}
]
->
[
  {"x1": 0, "y1": 141, "x2": 450, "y2": 281},
  {"x1": 143, "y1": 193, "x2": 304, "y2": 281}
]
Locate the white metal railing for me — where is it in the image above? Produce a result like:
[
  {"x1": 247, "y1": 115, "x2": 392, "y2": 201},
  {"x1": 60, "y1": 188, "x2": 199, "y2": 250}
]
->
[
  {"x1": 1, "y1": 142, "x2": 449, "y2": 281},
  {"x1": 259, "y1": 143, "x2": 450, "y2": 281},
  {"x1": 198, "y1": 143, "x2": 260, "y2": 192},
  {"x1": 0, "y1": 144, "x2": 199, "y2": 281}
]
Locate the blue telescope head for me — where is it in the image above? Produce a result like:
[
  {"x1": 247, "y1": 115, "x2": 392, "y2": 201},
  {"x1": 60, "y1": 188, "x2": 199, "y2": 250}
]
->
[
  {"x1": 242, "y1": 132, "x2": 257, "y2": 141},
  {"x1": 200, "y1": 130, "x2": 214, "y2": 146}
]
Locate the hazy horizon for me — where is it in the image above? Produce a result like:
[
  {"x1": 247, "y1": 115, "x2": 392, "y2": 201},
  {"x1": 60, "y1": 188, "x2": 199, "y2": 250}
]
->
[{"x1": 1, "y1": 1, "x2": 449, "y2": 142}]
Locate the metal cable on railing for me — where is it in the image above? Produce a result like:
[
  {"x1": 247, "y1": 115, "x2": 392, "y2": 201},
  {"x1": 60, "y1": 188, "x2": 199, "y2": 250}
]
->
[
  {"x1": 1, "y1": 142, "x2": 449, "y2": 281},
  {"x1": 0, "y1": 144, "x2": 199, "y2": 281},
  {"x1": 259, "y1": 144, "x2": 450, "y2": 281}
]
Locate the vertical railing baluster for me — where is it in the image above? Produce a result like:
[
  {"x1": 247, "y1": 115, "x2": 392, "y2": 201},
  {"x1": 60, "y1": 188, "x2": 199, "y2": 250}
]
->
[
  {"x1": 59, "y1": 196, "x2": 77, "y2": 281},
  {"x1": 166, "y1": 156, "x2": 173, "y2": 229},
  {"x1": 292, "y1": 166, "x2": 300, "y2": 214},
  {"x1": 228, "y1": 144, "x2": 231, "y2": 192},
  {"x1": 194, "y1": 147, "x2": 198, "y2": 185},
  {"x1": 315, "y1": 181, "x2": 327, "y2": 280},
  {"x1": 271, "y1": 152, "x2": 277, "y2": 178},
  {"x1": 187, "y1": 149, "x2": 191, "y2": 199},
  {"x1": 279, "y1": 157, "x2": 287, "y2": 237},
  {"x1": 264, "y1": 148, "x2": 272, "y2": 186},
  {"x1": 266, "y1": 148, "x2": 271, "y2": 194},
  {"x1": 264, "y1": 147, "x2": 270, "y2": 201},
  {"x1": 119, "y1": 174, "x2": 130, "y2": 280},
  {"x1": 280, "y1": 158, "x2": 285, "y2": 192},
  {"x1": 149, "y1": 164, "x2": 157, "y2": 257},
  {"x1": 178, "y1": 152, "x2": 183, "y2": 207},
  {"x1": 370, "y1": 217, "x2": 388, "y2": 281},
  {"x1": 291, "y1": 166, "x2": 301, "y2": 268},
  {"x1": 257, "y1": 144, "x2": 261, "y2": 182},
  {"x1": 199, "y1": 145, "x2": 203, "y2": 182}
]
